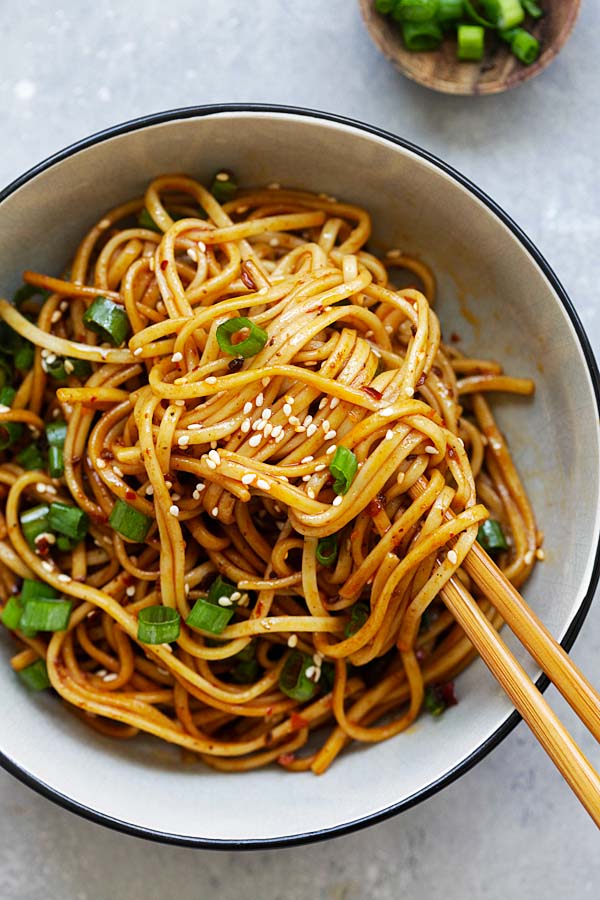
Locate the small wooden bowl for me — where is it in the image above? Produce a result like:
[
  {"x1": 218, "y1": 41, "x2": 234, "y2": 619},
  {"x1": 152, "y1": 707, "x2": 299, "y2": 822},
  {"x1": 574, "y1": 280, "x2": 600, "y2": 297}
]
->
[{"x1": 359, "y1": 0, "x2": 581, "y2": 95}]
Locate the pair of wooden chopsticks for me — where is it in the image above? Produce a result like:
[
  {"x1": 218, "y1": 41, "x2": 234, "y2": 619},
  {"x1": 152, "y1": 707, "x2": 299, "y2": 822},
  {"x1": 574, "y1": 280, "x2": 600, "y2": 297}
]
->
[{"x1": 411, "y1": 477, "x2": 600, "y2": 826}]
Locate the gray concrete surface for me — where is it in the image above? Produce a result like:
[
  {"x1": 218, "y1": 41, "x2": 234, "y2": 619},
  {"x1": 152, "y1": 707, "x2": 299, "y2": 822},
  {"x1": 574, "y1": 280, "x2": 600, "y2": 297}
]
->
[{"x1": 1, "y1": 1, "x2": 599, "y2": 897}]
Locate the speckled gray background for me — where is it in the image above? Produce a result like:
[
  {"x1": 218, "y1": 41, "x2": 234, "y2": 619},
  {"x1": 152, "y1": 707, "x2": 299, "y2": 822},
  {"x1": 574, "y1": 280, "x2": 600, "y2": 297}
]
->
[{"x1": 1, "y1": 2, "x2": 599, "y2": 898}]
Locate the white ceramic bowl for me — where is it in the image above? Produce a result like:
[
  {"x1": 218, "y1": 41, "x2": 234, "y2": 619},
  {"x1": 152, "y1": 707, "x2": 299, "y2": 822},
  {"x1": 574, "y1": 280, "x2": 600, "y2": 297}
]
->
[{"x1": 1, "y1": 106, "x2": 599, "y2": 848}]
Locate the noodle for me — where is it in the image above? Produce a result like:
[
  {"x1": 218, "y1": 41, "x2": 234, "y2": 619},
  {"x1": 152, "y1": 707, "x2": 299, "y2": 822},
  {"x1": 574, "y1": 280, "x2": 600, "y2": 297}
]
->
[{"x1": 0, "y1": 174, "x2": 540, "y2": 773}]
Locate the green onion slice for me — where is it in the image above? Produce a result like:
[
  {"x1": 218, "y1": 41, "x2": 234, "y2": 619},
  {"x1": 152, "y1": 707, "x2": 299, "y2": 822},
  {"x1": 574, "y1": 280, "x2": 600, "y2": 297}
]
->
[
  {"x1": 137, "y1": 605, "x2": 181, "y2": 644},
  {"x1": 137, "y1": 208, "x2": 162, "y2": 232},
  {"x1": 316, "y1": 534, "x2": 338, "y2": 567},
  {"x1": 211, "y1": 170, "x2": 237, "y2": 204},
  {"x1": 20, "y1": 504, "x2": 51, "y2": 549},
  {"x1": 230, "y1": 643, "x2": 260, "y2": 684},
  {"x1": 186, "y1": 598, "x2": 235, "y2": 635},
  {"x1": 0, "y1": 385, "x2": 23, "y2": 451},
  {"x1": 329, "y1": 446, "x2": 358, "y2": 495},
  {"x1": 477, "y1": 519, "x2": 509, "y2": 553},
  {"x1": 19, "y1": 597, "x2": 72, "y2": 632},
  {"x1": 481, "y1": 0, "x2": 525, "y2": 29},
  {"x1": 21, "y1": 578, "x2": 59, "y2": 601},
  {"x1": 109, "y1": 498, "x2": 152, "y2": 542},
  {"x1": 521, "y1": 0, "x2": 542, "y2": 18},
  {"x1": 463, "y1": 0, "x2": 495, "y2": 26},
  {"x1": 216, "y1": 317, "x2": 268, "y2": 358},
  {"x1": 392, "y1": 0, "x2": 440, "y2": 22},
  {"x1": 279, "y1": 650, "x2": 318, "y2": 702},
  {"x1": 501, "y1": 26, "x2": 540, "y2": 63},
  {"x1": 2, "y1": 595, "x2": 24, "y2": 630},
  {"x1": 457, "y1": 23, "x2": 485, "y2": 59},
  {"x1": 44, "y1": 356, "x2": 92, "y2": 381},
  {"x1": 83, "y1": 296, "x2": 131, "y2": 347},
  {"x1": 207, "y1": 575, "x2": 237, "y2": 605},
  {"x1": 18, "y1": 659, "x2": 51, "y2": 691},
  {"x1": 402, "y1": 20, "x2": 443, "y2": 50},
  {"x1": 16, "y1": 444, "x2": 46, "y2": 471},
  {"x1": 437, "y1": 0, "x2": 464, "y2": 22},
  {"x1": 344, "y1": 602, "x2": 370, "y2": 638},
  {"x1": 48, "y1": 501, "x2": 89, "y2": 542}
]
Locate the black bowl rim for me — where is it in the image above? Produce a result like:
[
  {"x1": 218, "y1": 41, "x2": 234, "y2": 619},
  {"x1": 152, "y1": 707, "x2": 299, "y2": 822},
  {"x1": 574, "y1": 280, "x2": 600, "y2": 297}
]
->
[{"x1": 1, "y1": 102, "x2": 599, "y2": 851}]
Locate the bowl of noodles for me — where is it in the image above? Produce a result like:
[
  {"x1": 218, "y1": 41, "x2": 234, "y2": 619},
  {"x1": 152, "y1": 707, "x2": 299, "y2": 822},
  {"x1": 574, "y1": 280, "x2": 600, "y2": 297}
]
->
[{"x1": 0, "y1": 105, "x2": 598, "y2": 848}]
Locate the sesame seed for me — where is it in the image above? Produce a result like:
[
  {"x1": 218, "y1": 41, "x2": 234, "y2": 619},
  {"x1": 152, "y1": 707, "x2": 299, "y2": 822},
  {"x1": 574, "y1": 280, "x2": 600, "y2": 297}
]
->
[
  {"x1": 165, "y1": 480, "x2": 173, "y2": 489},
  {"x1": 313, "y1": 652, "x2": 323, "y2": 666},
  {"x1": 177, "y1": 435, "x2": 190, "y2": 447},
  {"x1": 283, "y1": 403, "x2": 292, "y2": 416},
  {"x1": 404, "y1": 387, "x2": 414, "y2": 397},
  {"x1": 326, "y1": 445, "x2": 337, "y2": 455},
  {"x1": 96, "y1": 458, "x2": 107, "y2": 469},
  {"x1": 306, "y1": 423, "x2": 318, "y2": 437},
  {"x1": 385, "y1": 324, "x2": 394, "y2": 334},
  {"x1": 256, "y1": 478, "x2": 270, "y2": 491},
  {"x1": 285, "y1": 395, "x2": 294, "y2": 405},
  {"x1": 243, "y1": 401, "x2": 253, "y2": 415},
  {"x1": 184, "y1": 584, "x2": 190, "y2": 595},
  {"x1": 248, "y1": 433, "x2": 262, "y2": 447},
  {"x1": 237, "y1": 204, "x2": 249, "y2": 213},
  {"x1": 322, "y1": 420, "x2": 330, "y2": 433},
  {"x1": 187, "y1": 248, "x2": 198, "y2": 262},
  {"x1": 192, "y1": 490, "x2": 200, "y2": 500},
  {"x1": 381, "y1": 407, "x2": 394, "y2": 416},
  {"x1": 196, "y1": 483, "x2": 205, "y2": 492},
  {"x1": 174, "y1": 400, "x2": 185, "y2": 408},
  {"x1": 208, "y1": 449, "x2": 221, "y2": 465},
  {"x1": 46, "y1": 485, "x2": 57, "y2": 495},
  {"x1": 241, "y1": 419, "x2": 251, "y2": 433},
  {"x1": 261, "y1": 408, "x2": 272, "y2": 421},
  {"x1": 305, "y1": 666, "x2": 317, "y2": 680},
  {"x1": 318, "y1": 398, "x2": 327, "y2": 410},
  {"x1": 41, "y1": 561, "x2": 53, "y2": 572},
  {"x1": 211, "y1": 507, "x2": 219, "y2": 517},
  {"x1": 50, "y1": 310, "x2": 62, "y2": 323},
  {"x1": 447, "y1": 549, "x2": 458, "y2": 565},
  {"x1": 126, "y1": 585, "x2": 136, "y2": 597},
  {"x1": 386, "y1": 430, "x2": 394, "y2": 440},
  {"x1": 524, "y1": 550, "x2": 535, "y2": 566},
  {"x1": 301, "y1": 455, "x2": 314, "y2": 464},
  {"x1": 146, "y1": 485, "x2": 154, "y2": 495},
  {"x1": 425, "y1": 446, "x2": 437, "y2": 454},
  {"x1": 230, "y1": 591, "x2": 242, "y2": 602},
  {"x1": 332, "y1": 495, "x2": 343, "y2": 506},
  {"x1": 275, "y1": 431, "x2": 286, "y2": 443},
  {"x1": 60, "y1": 301, "x2": 68, "y2": 312},
  {"x1": 253, "y1": 418, "x2": 265, "y2": 431},
  {"x1": 0, "y1": 404, "x2": 9, "y2": 414},
  {"x1": 187, "y1": 423, "x2": 202, "y2": 430},
  {"x1": 103, "y1": 672, "x2": 118, "y2": 683},
  {"x1": 307, "y1": 488, "x2": 316, "y2": 499},
  {"x1": 287, "y1": 634, "x2": 298, "y2": 648},
  {"x1": 205, "y1": 458, "x2": 217, "y2": 470},
  {"x1": 133, "y1": 347, "x2": 143, "y2": 357},
  {"x1": 206, "y1": 375, "x2": 217, "y2": 385},
  {"x1": 386, "y1": 248, "x2": 401, "y2": 258},
  {"x1": 263, "y1": 423, "x2": 273, "y2": 437},
  {"x1": 217, "y1": 596, "x2": 233, "y2": 607},
  {"x1": 303, "y1": 415, "x2": 313, "y2": 427},
  {"x1": 314, "y1": 463, "x2": 326, "y2": 472},
  {"x1": 302, "y1": 474, "x2": 311, "y2": 482},
  {"x1": 171, "y1": 351, "x2": 183, "y2": 363},
  {"x1": 269, "y1": 237, "x2": 279, "y2": 247},
  {"x1": 197, "y1": 241, "x2": 206, "y2": 252},
  {"x1": 113, "y1": 466, "x2": 124, "y2": 478},
  {"x1": 262, "y1": 377, "x2": 270, "y2": 387},
  {"x1": 536, "y1": 548, "x2": 545, "y2": 561},
  {"x1": 169, "y1": 505, "x2": 179, "y2": 517},
  {"x1": 57, "y1": 573, "x2": 71, "y2": 583},
  {"x1": 255, "y1": 392, "x2": 264, "y2": 407},
  {"x1": 289, "y1": 415, "x2": 300, "y2": 426},
  {"x1": 324, "y1": 429, "x2": 337, "y2": 440}
]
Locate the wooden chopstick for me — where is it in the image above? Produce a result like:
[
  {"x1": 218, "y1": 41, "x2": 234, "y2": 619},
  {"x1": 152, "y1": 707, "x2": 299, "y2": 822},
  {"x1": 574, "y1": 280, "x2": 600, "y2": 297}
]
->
[
  {"x1": 409, "y1": 475, "x2": 600, "y2": 823},
  {"x1": 440, "y1": 575, "x2": 600, "y2": 827}
]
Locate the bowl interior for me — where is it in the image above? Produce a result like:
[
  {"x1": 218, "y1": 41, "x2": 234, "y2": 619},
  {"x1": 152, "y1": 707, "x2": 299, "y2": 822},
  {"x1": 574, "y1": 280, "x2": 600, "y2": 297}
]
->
[{"x1": 0, "y1": 110, "x2": 598, "y2": 845}]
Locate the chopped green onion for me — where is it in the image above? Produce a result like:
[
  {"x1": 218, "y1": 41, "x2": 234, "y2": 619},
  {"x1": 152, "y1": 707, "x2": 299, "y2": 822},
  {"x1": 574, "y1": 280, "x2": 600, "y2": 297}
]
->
[
  {"x1": 0, "y1": 385, "x2": 23, "y2": 451},
  {"x1": 211, "y1": 170, "x2": 237, "y2": 204},
  {"x1": 56, "y1": 535, "x2": 76, "y2": 552},
  {"x1": 19, "y1": 597, "x2": 72, "y2": 632},
  {"x1": 521, "y1": 0, "x2": 542, "y2": 17},
  {"x1": 20, "y1": 504, "x2": 51, "y2": 549},
  {"x1": 316, "y1": 535, "x2": 338, "y2": 567},
  {"x1": 137, "y1": 208, "x2": 162, "y2": 232},
  {"x1": 477, "y1": 519, "x2": 509, "y2": 553},
  {"x1": 109, "y1": 499, "x2": 152, "y2": 542},
  {"x1": 21, "y1": 578, "x2": 59, "y2": 601},
  {"x1": 46, "y1": 421, "x2": 67, "y2": 478},
  {"x1": 16, "y1": 443, "x2": 45, "y2": 471},
  {"x1": 501, "y1": 26, "x2": 540, "y2": 63},
  {"x1": 137, "y1": 605, "x2": 181, "y2": 644},
  {"x1": 375, "y1": 0, "x2": 396, "y2": 11},
  {"x1": 463, "y1": 0, "x2": 495, "y2": 26},
  {"x1": 14, "y1": 342, "x2": 34, "y2": 371},
  {"x1": 329, "y1": 446, "x2": 358, "y2": 496},
  {"x1": 12, "y1": 283, "x2": 50, "y2": 309},
  {"x1": 0, "y1": 323, "x2": 34, "y2": 372},
  {"x1": 230, "y1": 643, "x2": 260, "y2": 683},
  {"x1": 48, "y1": 501, "x2": 88, "y2": 542},
  {"x1": 424, "y1": 681, "x2": 458, "y2": 716},
  {"x1": 0, "y1": 357, "x2": 12, "y2": 390},
  {"x1": 83, "y1": 297, "x2": 131, "y2": 347},
  {"x1": 437, "y1": 0, "x2": 464, "y2": 23},
  {"x1": 207, "y1": 575, "x2": 237, "y2": 605},
  {"x1": 186, "y1": 598, "x2": 235, "y2": 635},
  {"x1": 18, "y1": 659, "x2": 51, "y2": 691},
  {"x1": 457, "y1": 23, "x2": 485, "y2": 59},
  {"x1": 44, "y1": 356, "x2": 92, "y2": 381},
  {"x1": 279, "y1": 650, "x2": 318, "y2": 702},
  {"x1": 216, "y1": 317, "x2": 268, "y2": 358},
  {"x1": 319, "y1": 661, "x2": 335, "y2": 693},
  {"x1": 481, "y1": 0, "x2": 524, "y2": 28},
  {"x1": 344, "y1": 602, "x2": 370, "y2": 638},
  {"x1": 392, "y1": 0, "x2": 440, "y2": 22},
  {"x1": 2, "y1": 595, "x2": 24, "y2": 630},
  {"x1": 402, "y1": 20, "x2": 443, "y2": 50}
]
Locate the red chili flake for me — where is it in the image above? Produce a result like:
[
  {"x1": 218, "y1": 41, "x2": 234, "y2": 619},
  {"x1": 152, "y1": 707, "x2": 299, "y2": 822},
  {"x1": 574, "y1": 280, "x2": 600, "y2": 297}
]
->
[
  {"x1": 367, "y1": 494, "x2": 386, "y2": 517},
  {"x1": 35, "y1": 537, "x2": 50, "y2": 557},
  {"x1": 255, "y1": 600, "x2": 263, "y2": 616},
  {"x1": 241, "y1": 266, "x2": 256, "y2": 290},
  {"x1": 160, "y1": 260, "x2": 169, "y2": 271},
  {"x1": 432, "y1": 366, "x2": 443, "y2": 378},
  {"x1": 362, "y1": 385, "x2": 382, "y2": 401},
  {"x1": 228, "y1": 357, "x2": 244, "y2": 372},
  {"x1": 278, "y1": 753, "x2": 296, "y2": 766},
  {"x1": 440, "y1": 681, "x2": 458, "y2": 707},
  {"x1": 448, "y1": 447, "x2": 456, "y2": 460},
  {"x1": 90, "y1": 512, "x2": 108, "y2": 525},
  {"x1": 265, "y1": 706, "x2": 274, "y2": 717},
  {"x1": 450, "y1": 332, "x2": 461, "y2": 344},
  {"x1": 416, "y1": 373, "x2": 426, "y2": 388},
  {"x1": 290, "y1": 713, "x2": 308, "y2": 731},
  {"x1": 125, "y1": 490, "x2": 136, "y2": 501}
]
